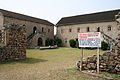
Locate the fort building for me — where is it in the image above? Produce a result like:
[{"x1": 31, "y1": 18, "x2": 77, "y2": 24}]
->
[
  {"x1": 56, "y1": 9, "x2": 120, "y2": 47},
  {"x1": 0, "y1": 9, "x2": 54, "y2": 48}
]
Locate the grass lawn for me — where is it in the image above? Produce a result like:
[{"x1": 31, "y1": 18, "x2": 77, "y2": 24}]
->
[{"x1": 0, "y1": 47, "x2": 119, "y2": 80}]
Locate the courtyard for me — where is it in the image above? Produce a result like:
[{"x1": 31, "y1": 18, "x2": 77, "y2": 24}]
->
[{"x1": 0, "y1": 47, "x2": 119, "y2": 80}]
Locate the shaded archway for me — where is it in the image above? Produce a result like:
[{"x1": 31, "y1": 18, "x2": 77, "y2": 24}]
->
[
  {"x1": 33, "y1": 26, "x2": 37, "y2": 33},
  {"x1": 38, "y1": 37, "x2": 43, "y2": 46}
]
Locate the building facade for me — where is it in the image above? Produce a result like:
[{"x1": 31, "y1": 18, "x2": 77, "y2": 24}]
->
[
  {"x1": 0, "y1": 9, "x2": 54, "y2": 48},
  {"x1": 56, "y1": 9, "x2": 120, "y2": 46}
]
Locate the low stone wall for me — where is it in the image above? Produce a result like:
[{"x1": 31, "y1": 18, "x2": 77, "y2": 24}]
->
[
  {"x1": 0, "y1": 23, "x2": 26, "y2": 62},
  {"x1": 77, "y1": 40, "x2": 120, "y2": 73}
]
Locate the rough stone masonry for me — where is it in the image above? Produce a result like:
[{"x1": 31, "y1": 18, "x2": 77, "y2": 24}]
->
[
  {"x1": 77, "y1": 39, "x2": 120, "y2": 74},
  {"x1": 0, "y1": 23, "x2": 26, "y2": 62}
]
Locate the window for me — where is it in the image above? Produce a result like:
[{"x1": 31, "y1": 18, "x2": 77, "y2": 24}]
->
[
  {"x1": 75, "y1": 38, "x2": 78, "y2": 41},
  {"x1": 65, "y1": 38, "x2": 67, "y2": 43},
  {"x1": 97, "y1": 27, "x2": 100, "y2": 32},
  {"x1": 42, "y1": 27, "x2": 44, "y2": 32},
  {"x1": 0, "y1": 30, "x2": 2, "y2": 42},
  {"x1": 118, "y1": 26, "x2": 120, "y2": 30},
  {"x1": 33, "y1": 26, "x2": 37, "y2": 33},
  {"x1": 77, "y1": 28, "x2": 80, "y2": 32},
  {"x1": 69, "y1": 28, "x2": 72, "y2": 32},
  {"x1": 108, "y1": 25, "x2": 111, "y2": 31},
  {"x1": 61, "y1": 29, "x2": 63, "y2": 33},
  {"x1": 48, "y1": 29, "x2": 50, "y2": 32},
  {"x1": 87, "y1": 27, "x2": 90, "y2": 32}
]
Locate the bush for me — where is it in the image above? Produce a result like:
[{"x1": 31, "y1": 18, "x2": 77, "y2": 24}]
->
[
  {"x1": 69, "y1": 39, "x2": 76, "y2": 48},
  {"x1": 45, "y1": 38, "x2": 54, "y2": 46},
  {"x1": 101, "y1": 40, "x2": 109, "y2": 50},
  {"x1": 49, "y1": 39, "x2": 54, "y2": 46},
  {"x1": 45, "y1": 38, "x2": 50, "y2": 46},
  {"x1": 54, "y1": 37, "x2": 62, "y2": 46}
]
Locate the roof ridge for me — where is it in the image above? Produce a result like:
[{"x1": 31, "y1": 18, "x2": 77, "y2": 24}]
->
[
  {"x1": 62, "y1": 9, "x2": 120, "y2": 19},
  {"x1": 56, "y1": 9, "x2": 120, "y2": 26},
  {"x1": 0, "y1": 8, "x2": 54, "y2": 26}
]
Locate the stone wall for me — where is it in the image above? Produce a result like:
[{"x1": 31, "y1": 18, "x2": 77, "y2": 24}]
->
[
  {"x1": 4, "y1": 17, "x2": 54, "y2": 47},
  {"x1": 0, "y1": 23, "x2": 26, "y2": 62},
  {"x1": 57, "y1": 21, "x2": 119, "y2": 46}
]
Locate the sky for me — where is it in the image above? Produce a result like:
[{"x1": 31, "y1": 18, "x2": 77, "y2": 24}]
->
[
  {"x1": 0, "y1": 0, "x2": 120, "y2": 24},
  {"x1": 0, "y1": 0, "x2": 120, "y2": 34}
]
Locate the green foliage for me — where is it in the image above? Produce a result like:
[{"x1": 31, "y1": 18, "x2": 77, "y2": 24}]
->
[
  {"x1": 45, "y1": 38, "x2": 50, "y2": 46},
  {"x1": 45, "y1": 38, "x2": 54, "y2": 46},
  {"x1": 49, "y1": 39, "x2": 54, "y2": 46},
  {"x1": 45, "y1": 37, "x2": 62, "y2": 46},
  {"x1": 105, "y1": 65, "x2": 113, "y2": 72},
  {"x1": 69, "y1": 39, "x2": 76, "y2": 48},
  {"x1": 54, "y1": 37, "x2": 62, "y2": 46},
  {"x1": 101, "y1": 40, "x2": 109, "y2": 50}
]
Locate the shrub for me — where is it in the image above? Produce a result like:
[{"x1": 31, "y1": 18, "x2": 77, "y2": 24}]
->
[
  {"x1": 101, "y1": 40, "x2": 109, "y2": 50},
  {"x1": 45, "y1": 38, "x2": 54, "y2": 46},
  {"x1": 54, "y1": 37, "x2": 62, "y2": 46},
  {"x1": 45, "y1": 38, "x2": 50, "y2": 46},
  {"x1": 49, "y1": 39, "x2": 54, "y2": 46},
  {"x1": 69, "y1": 39, "x2": 76, "y2": 48}
]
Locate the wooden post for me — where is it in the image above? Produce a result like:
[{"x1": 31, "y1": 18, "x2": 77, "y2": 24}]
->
[
  {"x1": 97, "y1": 47, "x2": 100, "y2": 74},
  {"x1": 80, "y1": 48, "x2": 83, "y2": 71}
]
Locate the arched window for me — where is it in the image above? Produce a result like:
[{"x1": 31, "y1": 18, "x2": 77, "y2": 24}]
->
[
  {"x1": 48, "y1": 29, "x2": 50, "y2": 32},
  {"x1": 97, "y1": 27, "x2": 100, "y2": 32},
  {"x1": 77, "y1": 28, "x2": 80, "y2": 32},
  {"x1": 108, "y1": 25, "x2": 111, "y2": 31},
  {"x1": 61, "y1": 29, "x2": 63, "y2": 34},
  {"x1": 87, "y1": 27, "x2": 90, "y2": 32},
  {"x1": 69, "y1": 28, "x2": 72, "y2": 32},
  {"x1": 42, "y1": 27, "x2": 44, "y2": 32},
  {"x1": 33, "y1": 26, "x2": 37, "y2": 33}
]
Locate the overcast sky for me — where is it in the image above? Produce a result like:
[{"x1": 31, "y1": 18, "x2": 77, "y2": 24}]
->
[{"x1": 0, "y1": 0, "x2": 120, "y2": 24}]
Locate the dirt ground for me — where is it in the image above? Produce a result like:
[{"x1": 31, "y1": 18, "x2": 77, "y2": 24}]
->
[{"x1": 0, "y1": 48, "x2": 104, "y2": 80}]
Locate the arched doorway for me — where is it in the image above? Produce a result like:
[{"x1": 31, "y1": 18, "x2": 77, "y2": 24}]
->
[
  {"x1": 38, "y1": 37, "x2": 43, "y2": 46},
  {"x1": 33, "y1": 26, "x2": 37, "y2": 33}
]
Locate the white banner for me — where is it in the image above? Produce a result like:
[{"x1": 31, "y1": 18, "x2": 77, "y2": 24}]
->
[{"x1": 78, "y1": 32, "x2": 101, "y2": 47}]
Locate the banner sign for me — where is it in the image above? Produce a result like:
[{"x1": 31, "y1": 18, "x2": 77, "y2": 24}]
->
[{"x1": 78, "y1": 32, "x2": 101, "y2": 47}]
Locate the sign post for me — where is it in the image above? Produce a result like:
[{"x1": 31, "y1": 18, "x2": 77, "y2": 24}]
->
[
  {"x1": 80, "y1": 48, "x2": 83, "y2": 71},
  {"x1": 78, "y1": 32, "x2": 101, "y2": 73},
  {"x1": 97, "y1": 47, "x2": 100, "y2": 73}
]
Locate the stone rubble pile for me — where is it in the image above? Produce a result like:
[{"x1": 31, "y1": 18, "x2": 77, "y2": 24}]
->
[
  {"x1": 77, "y1": 40, "x2": 120, "y2": 74},
  {"x1": 0, "y1": 23, "x2": 26, "y2": 62}
]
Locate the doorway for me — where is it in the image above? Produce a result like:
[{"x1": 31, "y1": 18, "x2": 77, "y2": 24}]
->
[{"x1": 38, "y1": 37, "x2": 43, "y2": 46}]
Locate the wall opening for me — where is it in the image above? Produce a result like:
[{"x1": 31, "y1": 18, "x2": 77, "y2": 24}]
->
[
  {"x1": 97, "y1": 27, "x2": 100, "y2": 32},
  {"x1": 33, "y1": 26, "x2": 37, "y2": 33},
  {"x1": 38, "y1": 37, "x2": 43, "y2": 46}
]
